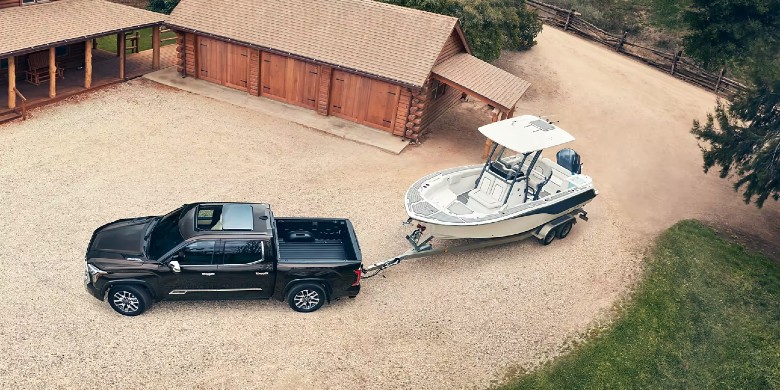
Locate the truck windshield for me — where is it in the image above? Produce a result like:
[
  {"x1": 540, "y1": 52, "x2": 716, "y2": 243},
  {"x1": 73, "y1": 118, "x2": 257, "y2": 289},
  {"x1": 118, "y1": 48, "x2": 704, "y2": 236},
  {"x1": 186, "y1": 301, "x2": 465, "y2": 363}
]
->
[{"x1": 147, "y1": 206, "x2": 185, "y2": 260}]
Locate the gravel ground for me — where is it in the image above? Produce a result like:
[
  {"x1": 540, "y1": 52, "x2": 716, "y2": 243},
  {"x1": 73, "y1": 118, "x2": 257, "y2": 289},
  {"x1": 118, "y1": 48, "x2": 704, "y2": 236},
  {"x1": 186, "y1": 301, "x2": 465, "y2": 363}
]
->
[
  {"x1": 0, "y1": 79, "x2": 639, "y2": 389},
  {"x1": 3, "y1": 26, "x2": 777, "y2": 390}
]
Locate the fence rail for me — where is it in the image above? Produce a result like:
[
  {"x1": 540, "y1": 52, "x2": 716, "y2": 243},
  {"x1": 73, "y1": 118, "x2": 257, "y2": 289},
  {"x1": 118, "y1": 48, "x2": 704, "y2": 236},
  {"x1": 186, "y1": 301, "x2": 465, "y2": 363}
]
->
[{"x1": 526, "y1": 0, "x2": 748, "y2": 98}]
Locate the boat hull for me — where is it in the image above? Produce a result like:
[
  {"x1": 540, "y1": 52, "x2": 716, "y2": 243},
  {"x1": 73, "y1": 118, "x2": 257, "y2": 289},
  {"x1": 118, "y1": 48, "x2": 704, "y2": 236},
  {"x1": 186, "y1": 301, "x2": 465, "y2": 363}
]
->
[{"x1": 412, "y1": 188, "x2": 597, "y2": 239}]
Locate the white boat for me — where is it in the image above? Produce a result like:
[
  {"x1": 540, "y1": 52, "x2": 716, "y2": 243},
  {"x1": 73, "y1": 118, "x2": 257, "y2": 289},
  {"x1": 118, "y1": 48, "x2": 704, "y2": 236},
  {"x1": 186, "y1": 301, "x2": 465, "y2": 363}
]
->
[{"x1": 404, "y1": 115, "x2": 597, "y2": 239}]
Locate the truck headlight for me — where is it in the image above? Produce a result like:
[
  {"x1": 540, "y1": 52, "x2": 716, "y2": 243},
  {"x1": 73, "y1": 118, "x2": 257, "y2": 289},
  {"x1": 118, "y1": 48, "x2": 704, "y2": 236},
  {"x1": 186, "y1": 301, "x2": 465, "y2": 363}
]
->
[{"x1": 86, "y1": 263, "x2": 107, "y2": 283}]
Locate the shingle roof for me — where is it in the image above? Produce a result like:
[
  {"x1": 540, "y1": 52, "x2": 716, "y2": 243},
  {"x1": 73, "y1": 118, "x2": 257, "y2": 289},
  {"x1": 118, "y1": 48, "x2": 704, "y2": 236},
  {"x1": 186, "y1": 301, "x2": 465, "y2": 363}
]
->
[
  {"x1": 166, "y1": 0, "x2": 460, "y2": 87},
  {"x1": 0, "y1": 0, "x2": 165, "y2": 58},
  {"x1": 433, "y1": 53, "x2": 531, "y2": 111}
]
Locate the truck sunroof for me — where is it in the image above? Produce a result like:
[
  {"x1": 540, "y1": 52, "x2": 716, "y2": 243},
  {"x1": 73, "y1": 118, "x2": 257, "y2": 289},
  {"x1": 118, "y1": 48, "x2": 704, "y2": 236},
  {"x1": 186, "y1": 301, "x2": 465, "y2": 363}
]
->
[{"x1": 195, "y1": 204, "x2": 254, "y2": 231}]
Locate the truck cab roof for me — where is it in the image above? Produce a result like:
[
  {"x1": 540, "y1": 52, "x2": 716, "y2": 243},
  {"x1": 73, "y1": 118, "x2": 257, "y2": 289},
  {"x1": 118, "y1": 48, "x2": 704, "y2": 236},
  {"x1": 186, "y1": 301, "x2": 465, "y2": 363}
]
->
[{"x1": 179, "y1": 202, "x2": 274, "y2": 240}]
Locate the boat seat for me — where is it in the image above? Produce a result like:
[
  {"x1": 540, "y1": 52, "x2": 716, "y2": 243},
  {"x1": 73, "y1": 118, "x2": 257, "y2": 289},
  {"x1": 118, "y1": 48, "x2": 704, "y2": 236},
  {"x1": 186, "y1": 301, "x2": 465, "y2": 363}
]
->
[
  {"x1": 468, "y1": 171, "x2": 515, "y2": 210},
  {"x1": 526, "y1": 160, "x2": 553, "y2": 201}
]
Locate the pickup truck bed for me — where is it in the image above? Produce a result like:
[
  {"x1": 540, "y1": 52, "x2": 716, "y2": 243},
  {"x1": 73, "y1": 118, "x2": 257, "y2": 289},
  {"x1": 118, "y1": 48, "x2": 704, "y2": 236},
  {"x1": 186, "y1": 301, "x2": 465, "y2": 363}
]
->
[{"x1": 275, "y1": 218, "x2": 359, "y2": 261}]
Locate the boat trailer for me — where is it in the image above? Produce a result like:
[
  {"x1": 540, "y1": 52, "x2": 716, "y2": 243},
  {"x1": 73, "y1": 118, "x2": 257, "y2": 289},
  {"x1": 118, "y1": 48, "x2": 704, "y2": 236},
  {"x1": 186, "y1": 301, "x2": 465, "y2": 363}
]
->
[{"x1": 362, "y1": 209, "x2": 589, "y2": 278}]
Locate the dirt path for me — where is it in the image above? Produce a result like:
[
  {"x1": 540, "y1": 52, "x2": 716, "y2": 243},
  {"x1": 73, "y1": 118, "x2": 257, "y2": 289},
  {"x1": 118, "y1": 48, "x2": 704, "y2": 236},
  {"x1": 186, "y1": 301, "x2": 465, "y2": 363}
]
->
[
  {"x1": 494, "y1": 26, "x2": 780, "y2": 250},
  {"x1": 0, "y1": 27, "x2": 777, "y2": 390}
]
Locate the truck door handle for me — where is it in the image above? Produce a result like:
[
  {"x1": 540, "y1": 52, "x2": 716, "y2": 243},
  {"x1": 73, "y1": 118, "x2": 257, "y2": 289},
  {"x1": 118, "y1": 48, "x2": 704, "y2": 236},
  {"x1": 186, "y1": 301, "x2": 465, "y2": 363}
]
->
[
  {"x1": 256, "y1": 272, "x2": 268, "y2": 276},
  {"x1": 202, "y1": 272, "x2": 215, "y2": 276}
]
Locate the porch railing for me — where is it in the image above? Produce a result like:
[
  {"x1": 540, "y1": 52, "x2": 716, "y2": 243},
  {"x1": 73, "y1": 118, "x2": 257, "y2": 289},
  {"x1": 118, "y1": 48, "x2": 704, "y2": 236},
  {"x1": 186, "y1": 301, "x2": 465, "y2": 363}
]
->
[
  {"x1": 13, "y1": 87, "x2": 28, "y2": 120},
  {"x1": 160, "y1": 27, "x2": 177, "y2": 45}
]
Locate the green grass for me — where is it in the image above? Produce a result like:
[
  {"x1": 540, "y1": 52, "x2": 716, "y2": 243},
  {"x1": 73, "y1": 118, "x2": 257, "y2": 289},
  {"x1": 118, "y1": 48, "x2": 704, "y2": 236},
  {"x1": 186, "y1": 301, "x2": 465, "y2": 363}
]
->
[
  {"x1": 502, "y1": 220, "x2": 780, "y2": 389},
  {"x1": 95, "y1": 27, "x2": 176, "y2": 54}
]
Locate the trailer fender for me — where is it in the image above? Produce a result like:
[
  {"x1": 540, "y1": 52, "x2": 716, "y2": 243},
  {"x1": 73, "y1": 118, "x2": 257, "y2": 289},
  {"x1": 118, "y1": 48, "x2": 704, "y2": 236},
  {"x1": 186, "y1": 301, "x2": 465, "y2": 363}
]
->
[{"x1": 532, "y1": 214, "x2": 576, "y2": 241}]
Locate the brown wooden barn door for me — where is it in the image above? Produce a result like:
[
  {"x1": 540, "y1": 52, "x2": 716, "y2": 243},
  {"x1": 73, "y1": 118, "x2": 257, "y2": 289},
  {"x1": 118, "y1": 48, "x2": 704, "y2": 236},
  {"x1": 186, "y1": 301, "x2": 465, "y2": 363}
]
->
[
  {"x1": 286, "y1": 59, "x2": 319, "y2": 109},
  {"x1": 329, "y1": 70, "x2": 347, "y2": 116},
  {"x1": 286, "y1": 58, "x2": 305, "y2": 105},
  {"x1": 198, "y1": 37, "x2": 213, "y2": 82},
  {"x1": 225, "y1": 43, "x2": 249, "y2": 91},
  {"x1": 198, "y1": 37, "x2": 227, "y2": 84},
  {"x1": 302, "y1": 63, "x2": 320, "y2": 109},
  {"x1": 339, "y1": 71, "x2": 366, "y2": 122},
  {"x1": 260, "y1": 52, "x2": 287, "y2": 100},
  {"x1": 364, "y1": 79, "x2": 400, "y2": 131}
]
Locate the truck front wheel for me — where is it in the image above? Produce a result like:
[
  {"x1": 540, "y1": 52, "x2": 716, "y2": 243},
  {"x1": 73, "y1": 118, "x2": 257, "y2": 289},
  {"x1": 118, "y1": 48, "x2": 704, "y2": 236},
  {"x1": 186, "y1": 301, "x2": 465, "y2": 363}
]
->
[
  {"x1": 288, "y1": 284, "x2": 326, "y2": 313},
  {"x1": 108, "y1": 285, "x2": 152, "y2": 316}
]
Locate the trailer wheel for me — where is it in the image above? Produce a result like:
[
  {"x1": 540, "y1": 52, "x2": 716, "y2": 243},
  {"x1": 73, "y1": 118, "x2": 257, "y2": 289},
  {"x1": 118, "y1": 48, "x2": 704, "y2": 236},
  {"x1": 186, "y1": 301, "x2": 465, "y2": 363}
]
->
[
  {"x1": 287, "y1": 284, "x2": 326, "y2": 313},
  {"x1": 557, "y1": 221, "x2": 573, "y2": 239},
  {"x1": 541, "y1": 228, "x2": 556, "y2": 245}
]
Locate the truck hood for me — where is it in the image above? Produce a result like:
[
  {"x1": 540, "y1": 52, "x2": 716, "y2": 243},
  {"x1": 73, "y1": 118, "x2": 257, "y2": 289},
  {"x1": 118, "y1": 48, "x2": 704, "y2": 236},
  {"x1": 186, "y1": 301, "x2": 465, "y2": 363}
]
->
[{"x1": 89, "y1": 217, "x2": 155, "y2": 256}]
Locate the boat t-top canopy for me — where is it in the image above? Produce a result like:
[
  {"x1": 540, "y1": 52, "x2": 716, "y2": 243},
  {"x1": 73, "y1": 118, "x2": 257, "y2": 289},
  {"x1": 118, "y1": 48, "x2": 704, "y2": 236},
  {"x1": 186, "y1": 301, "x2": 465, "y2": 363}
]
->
[{"x1": 478, "y1": 115, "x2": 575, "y2": 154}]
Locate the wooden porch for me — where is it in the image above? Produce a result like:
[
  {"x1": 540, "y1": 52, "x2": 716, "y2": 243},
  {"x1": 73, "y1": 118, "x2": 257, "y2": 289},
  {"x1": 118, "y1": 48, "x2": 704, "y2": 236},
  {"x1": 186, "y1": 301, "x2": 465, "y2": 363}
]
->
[{"x1": 1, "y1": 42, "x2": 175, "y2": 121}]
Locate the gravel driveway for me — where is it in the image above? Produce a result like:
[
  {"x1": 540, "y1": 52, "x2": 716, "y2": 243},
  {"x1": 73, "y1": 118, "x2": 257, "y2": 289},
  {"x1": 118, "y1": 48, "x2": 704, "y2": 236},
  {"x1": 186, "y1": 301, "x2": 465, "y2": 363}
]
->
[
  {"x1": 0, "y1": 78, "x2": 639, "y2": 389},
  {"x1": 7, "y1": 26, "x2": 776, "y2": 390}
]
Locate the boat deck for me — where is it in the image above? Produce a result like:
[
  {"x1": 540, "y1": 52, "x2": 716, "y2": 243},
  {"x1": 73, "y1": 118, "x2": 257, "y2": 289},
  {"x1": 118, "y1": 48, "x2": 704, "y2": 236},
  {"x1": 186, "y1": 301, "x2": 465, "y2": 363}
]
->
[{"x1": 406, "y1": 166, "x2": 589, "y2": 225}]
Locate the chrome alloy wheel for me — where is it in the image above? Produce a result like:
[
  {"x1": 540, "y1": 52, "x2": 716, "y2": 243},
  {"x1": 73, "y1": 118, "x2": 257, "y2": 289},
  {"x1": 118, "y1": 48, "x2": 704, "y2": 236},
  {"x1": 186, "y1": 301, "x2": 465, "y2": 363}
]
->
[
  {"x1": 293, "y1": 289, "x2": 320, "y2": 310},
  {"x1": 112, "y1": 290, "x2": 140, "y2": 313}
]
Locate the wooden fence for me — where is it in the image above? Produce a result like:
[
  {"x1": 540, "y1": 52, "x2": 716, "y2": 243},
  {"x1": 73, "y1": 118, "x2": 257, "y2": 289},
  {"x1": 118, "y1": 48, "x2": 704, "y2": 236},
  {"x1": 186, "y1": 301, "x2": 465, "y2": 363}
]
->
[{"x1": 526, "y1": 0, "x2": 748, "y2": 98}]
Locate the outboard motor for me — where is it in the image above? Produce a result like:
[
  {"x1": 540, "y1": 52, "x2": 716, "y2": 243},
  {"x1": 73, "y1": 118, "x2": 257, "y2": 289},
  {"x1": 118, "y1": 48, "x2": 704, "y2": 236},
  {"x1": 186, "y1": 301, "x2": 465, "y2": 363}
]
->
[{"x1": 556, "y1": 148, "x2": 582, "y2": 174}]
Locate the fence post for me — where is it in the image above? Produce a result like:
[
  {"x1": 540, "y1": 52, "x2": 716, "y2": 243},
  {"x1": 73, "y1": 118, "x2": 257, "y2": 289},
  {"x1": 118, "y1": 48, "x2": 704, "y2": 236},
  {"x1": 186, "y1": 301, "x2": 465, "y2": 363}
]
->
[
  {"x1": 615, "y1": 31, "x2": 628, "y2": 52},
  {"x1": 714, "y1": 68, "x2": 725, "y2": 95},
  {"x1": 564, "y1": 9, "x2": 575, "y2": 31},
  {"x1": 670, "y1": 50, "x2": 682, "y2": 75}
]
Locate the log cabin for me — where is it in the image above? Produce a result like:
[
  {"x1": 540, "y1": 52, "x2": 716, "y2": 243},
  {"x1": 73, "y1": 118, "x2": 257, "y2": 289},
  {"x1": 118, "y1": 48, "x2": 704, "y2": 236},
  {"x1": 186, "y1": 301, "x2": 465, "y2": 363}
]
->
[{"x1": 166, "y1": 0, "x2": 531, "y2": 140}]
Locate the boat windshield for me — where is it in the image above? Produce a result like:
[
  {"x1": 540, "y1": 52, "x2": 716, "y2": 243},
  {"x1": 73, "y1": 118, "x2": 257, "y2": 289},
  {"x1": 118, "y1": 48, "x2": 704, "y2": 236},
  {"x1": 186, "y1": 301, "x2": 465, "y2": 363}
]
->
[{"x1": 487, "y1": 145, "x2": 531, "y2": 180}]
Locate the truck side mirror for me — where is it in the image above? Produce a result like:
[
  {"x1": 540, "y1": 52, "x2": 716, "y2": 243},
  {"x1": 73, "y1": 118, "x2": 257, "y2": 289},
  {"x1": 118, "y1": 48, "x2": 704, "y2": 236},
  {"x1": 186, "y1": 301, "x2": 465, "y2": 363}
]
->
[{"x1": 169, "y1": 260, "x2": 181, "y2": 273}]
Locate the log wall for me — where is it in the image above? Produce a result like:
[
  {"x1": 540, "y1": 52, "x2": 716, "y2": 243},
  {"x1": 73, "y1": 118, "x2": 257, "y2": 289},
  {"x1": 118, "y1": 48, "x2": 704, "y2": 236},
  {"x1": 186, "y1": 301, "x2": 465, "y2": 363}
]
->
[
  {"x1": 419, "y1": 81, "x2": 461, "y2": 131},
  {"x1": 175, "y1": 31, "x2": 197, "y2": 77},
  {"x1": 392, "y1": 88, "x2": 412, "y2": 136}
]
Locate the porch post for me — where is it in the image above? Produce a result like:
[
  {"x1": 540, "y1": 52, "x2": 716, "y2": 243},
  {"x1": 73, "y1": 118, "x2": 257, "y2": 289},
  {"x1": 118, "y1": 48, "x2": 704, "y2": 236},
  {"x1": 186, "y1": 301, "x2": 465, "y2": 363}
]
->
[
  {"x1": 152, "y1": 25, "x2": 161, "y2": 69},
  {"x1": 7, "y1": 56, "x2": 15, "y2": 110},
  {"x1": 85, "y1": 40, "x2": 93, "y2": 89},
  {"x1": 119, "y1": 31, "x2": 126, "y2": 79},
  {"x1": 49, "y1": 47, "x2": 56, "y2": 98}
]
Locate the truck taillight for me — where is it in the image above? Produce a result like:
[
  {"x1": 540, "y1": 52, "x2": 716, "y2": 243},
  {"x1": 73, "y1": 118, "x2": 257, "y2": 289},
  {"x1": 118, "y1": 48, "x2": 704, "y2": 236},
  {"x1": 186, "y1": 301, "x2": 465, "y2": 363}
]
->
[{"x1": 352, "y1": 269, "x2": 362, "y2": 286}]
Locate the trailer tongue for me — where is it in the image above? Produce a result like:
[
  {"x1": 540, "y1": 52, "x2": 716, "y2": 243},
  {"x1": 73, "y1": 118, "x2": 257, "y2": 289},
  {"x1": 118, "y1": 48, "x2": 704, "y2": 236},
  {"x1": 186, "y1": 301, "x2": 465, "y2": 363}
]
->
[{"x1": 362, "y1": 209, "x2": 588, "y2": 277}]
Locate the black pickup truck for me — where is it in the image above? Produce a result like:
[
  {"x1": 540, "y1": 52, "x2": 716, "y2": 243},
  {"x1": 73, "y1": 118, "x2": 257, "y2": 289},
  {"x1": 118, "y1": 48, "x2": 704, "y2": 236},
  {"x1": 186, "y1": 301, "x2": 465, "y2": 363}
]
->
[{"x1": 84, "y1": 203, "x2": 362, "y2": 316}]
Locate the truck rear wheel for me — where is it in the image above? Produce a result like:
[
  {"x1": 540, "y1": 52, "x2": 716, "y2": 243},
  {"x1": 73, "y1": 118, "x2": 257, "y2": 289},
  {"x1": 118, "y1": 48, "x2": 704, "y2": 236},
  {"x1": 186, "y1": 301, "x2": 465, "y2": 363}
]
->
[
  {"x1": 108, "y1": 285, "x2": 152, "y2": 316},
  {"x1": 288, "y1": 284, "x2": 326, "y2": 313}
]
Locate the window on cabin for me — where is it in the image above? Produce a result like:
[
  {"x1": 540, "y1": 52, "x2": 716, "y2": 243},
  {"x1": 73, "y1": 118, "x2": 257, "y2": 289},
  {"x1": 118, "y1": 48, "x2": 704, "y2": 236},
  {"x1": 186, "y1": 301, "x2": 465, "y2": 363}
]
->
[{"x1": 55, "y1": 46, "x2": 68, "y2": 57}]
